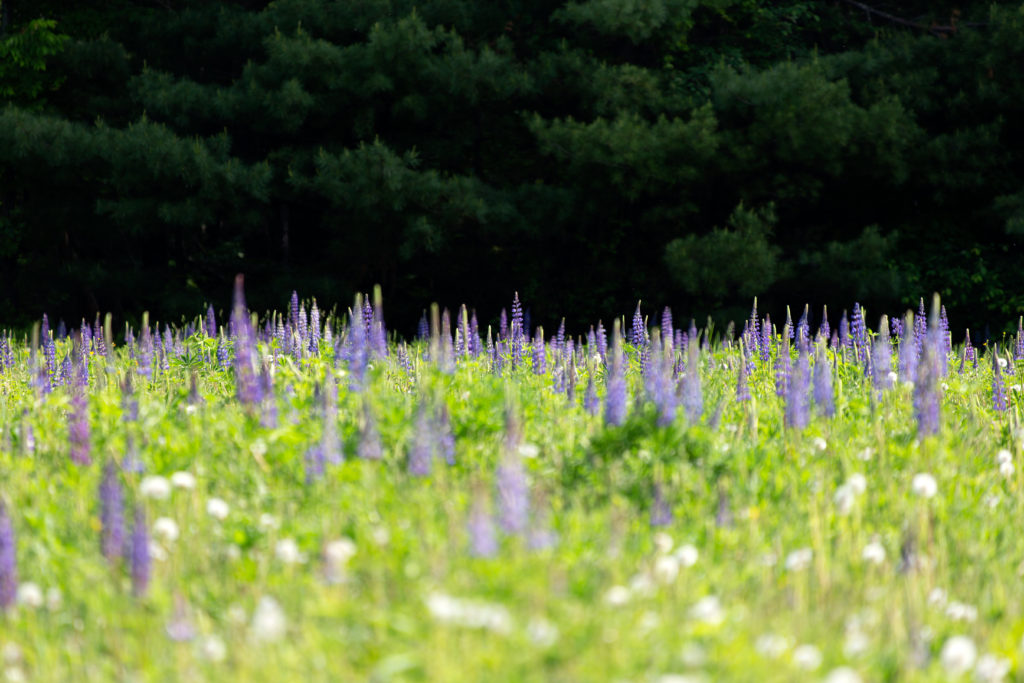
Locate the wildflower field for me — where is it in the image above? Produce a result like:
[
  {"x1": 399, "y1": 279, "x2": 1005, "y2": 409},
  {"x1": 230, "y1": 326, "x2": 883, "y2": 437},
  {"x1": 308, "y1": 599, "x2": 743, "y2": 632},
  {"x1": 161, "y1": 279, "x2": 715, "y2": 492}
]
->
[{"x1": 0, "y1": 279, "x2": 1021, "y2": 682}]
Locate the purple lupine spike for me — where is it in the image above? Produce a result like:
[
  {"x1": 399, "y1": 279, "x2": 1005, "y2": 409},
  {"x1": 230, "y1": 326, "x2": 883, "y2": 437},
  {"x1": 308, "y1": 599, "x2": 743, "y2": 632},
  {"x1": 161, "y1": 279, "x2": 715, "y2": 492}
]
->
[
  {"x1": 586, "y1": 327, "x2": 597, "y2": 359},
  {"x1": 469, "y1": 311, "x2": 481, "y2": 355},
  {"x1": 682, "y1": 336, "x2": 703, "y2": 423},
  {"x1": 851, "y1": 303, "x2": 867, "y2": 361},
  {"x1": 289, "y1": 291, "x2": 300, "y2": 330},
  {"x1": 583, "y1": 375, "x2": 599, "y2": 415},
  {"x1": 100, "y1": 460, "x2": 124, "y2": 563},
  {"x1": 596, "y1": 321, "x2": 608, "y2": 363},
  {"x1": 812, "y1": 345, "x2": 835, "y2": 418},
  {"x1": 94, "y1": 317, "x2": 107, "y2": 357},
  {"x1": 309, "y1": 300, "x2": 321, "y2": 354},
  {"x1": 838, "y1": 312, "x2": 850, "y2": 351},
  {"x1": 890, "y1": 315, "x2": 903, "y2": 344},
  {"x1": 468, "y1": 490, "x2": 498, "y2": 558},
  {"x1": 298, "y1": 304, "x2": 309, "y2": 347},
  {"x1": 438, "y1": 308, "x2": 455, "y2": 374},
  {"x1": 436, "y1": 403, "x2": 456, "y2": 466},
  {"x1": 418, "y1": 312, "x2": 429, "y2": 341},
  {"x1": 564, "y1": 339, "x2": 578, "y2": 401},
  {"x1": 993, "y1": 348, "x2": 1007, "y2": 412},
  {"x1": 796, "y1": 305, "x2": 810, "y2": 351},
  {"x1": 940, "y1": 305, "x2": 951, "y2": 352},
  {"x1": 818, "y1": 305, "x2": 830, "y2": 343},
  {"x1": 639, "y1": 341, "x2": 651, "y2": 378},
  {"x1": 645, "y1": 334, "x2": 676, "y2": 427},
  {"x1": 499, "y1": 309, "x2": 508, "y2": 340},
  {"x1": 736, "y1": 354, "x2": 750, "y2": 402},
  {"x1": 0, "y1": 503, "x2": 16, "y2": 609},
  {"x1": 1015, "y1": 319, "x2": 1024, "y2": 361},
  {"x1": 510, "y1": 294, "x2": 524, "y2": 368},
  {"x1": 130, "y1": 505, "x2": 150, "y2": 597},
  {"x1": 784, "y1": 345, "x2": 810, "y2": 429},
  {"x1": 964, "y1": 331, "x2": 976, "y2": 365},
  {"x1": 496, "y1": 442, "x2": 529, "y2": 535},
  {"x1": 216, "y1": 333, "x2": 230, "y2": 369},
  {"x1": 370, "y1": 289, "x2": 387, "y2": 358},
  {"x1": 396, "y1": 343, "x2": 414, "y2": 376},
  {"x1": 872, "y1": 316, "x2": 893, "y2": 393},
  {"x1": 40, "y1": 314, "x2": 50, "y2": 348},
  {"x1": 408, "y1": 403, "x2": 433, "y2": 476},
  {"x1": 532, "y1": 331, "x2": 547, "y2": 375},
  {"x1": 69, "y1": 390, "x2": 92, "y2": 466},
  {"x1": 650, "y1": 483, "x2": 673, "y2": 527},
  {"x1": 784, "y1": 306, "x2": 795, "y2": 341},
  {"x1": 347, "y1": 300, "x2": 368, "y2": 390},
  {"x1": 760, "y1": 314, "x2": 772, "y2": 363},
  {"x1": 305, "y1": 445, "x2": 326, "y2": 484},
  {"x1": 358, "y1": 401, "x2": 382, "y2": 460},
  {"x1": 914, "y1": 298, "x2": 927, "y2": 351},
  {"x1": 748, "y1": 299, "x2": 760, "y2": 358},
  {"x1": 899, "y1": 311, "x2": 918, "y2": 382},
  {"x1": 775, "y1": 340, "x2": 791, "y2": 398},
  {"x1": 206, "y1": 306, "x2": 217, "y2": 337},
  {"x1": 555, "y1": 319, "x2": 566, "y2": 355},
  {"x1": 322, "y1": 370, "x2": 342, "y2": 465},
  {"x1": 231, "y1": 276, "x2": 262, "y2": 407},
  {"x1": 604, "y1": 324, "x2": 627, "y2": 426},
  {"x1": 631, "y1": 301, "x2": 646, "y2": 348},
  {"x1": 661, "y1": 308, "x2": 674, "y2": 347},
  {"x1": 913, "y1": 326, "x2": 943, "y2": 438}
]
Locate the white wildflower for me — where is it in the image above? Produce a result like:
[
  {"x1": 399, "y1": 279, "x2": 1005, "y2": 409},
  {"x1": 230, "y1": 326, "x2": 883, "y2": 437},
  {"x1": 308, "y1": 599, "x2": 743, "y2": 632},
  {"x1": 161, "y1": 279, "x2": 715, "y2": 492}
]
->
[
  {"x1": 998, "y1": 358, "x2": 1008, "y2": 369},
  {"x1": 198, "y1": 635, "x2": 227, "y2": 662},
  {"x1": 928, "y1": 588, "x2": 948, "y2": 607},
  {"x1": 517, "y1": 443, "x2": 540, "y2": 458},
  {"x1": 792, "y1": 644, "x2": 822, "y2": 671},
  {"x1": 275, "y1": 538, "x2": 305, "y2": 564},
  {"x1": 139, "y1": 475, "x2": 171, "y2": 500},
  {"x1": 424, "y1": 593, "x2": 511, "y2": 633},
  {"x1": 149, "y1": 541, "x2": 168, "y2": 562},
  {"x1": 862, "y1": 541, "x2": 886, "y2": 566},
  {"x1": 857, "y1": 447, "x2": 874, "y2": 461},
  {"x1": 653, "y1": 555, "x2": 680, "y2": 584},
  {"x1": 999, "y1": 461, "x2": 1015, "y2": 478},
  {"x1": 846, "y1": 473, "x2": 867, "y2": 495},
  {"x1": 653, "y1": 532, "x2": 674, "y2": 555},
  {"x1": 16, "y1": 583, "x2": 43, "y2": 609},
  {"x1": 844, "y1": 630, "x2": 870, "y2": 657},
  {"x1": 250, "y1": 596, "x2": 287, "y2": 643},
  {"x1": 604, "y1": 585, "x2": 631, "y2": 606},
  {"x1": 526, "y1": 617, "x2": 559, "y2": 647},
  {"x1": 823, "y1": 667, "x2": 862, "y2": 683},
  {"x1": 911, "y1": 473, "x2": 938, "y2": 499},
  {"x1": 153, "y1": 517, "x2": 179, "y2": 543},
  {"x1": 834, "y1": 485, "x2": 856, "y2": 516},
  {"x1": 785, "y1": 548, "x2": 813, "y2": 572},
  {"x1": 974, "y1": 654, "x2": 1010, "y2": 682},
  {"x1": 754, "y1": 633, "x2": 790, "y2": 658},
  {"x1": 996, "y1": 449, "x2": 1013, "y2": 465},
  {"x1": 674, "y1": 544, "x2": 699, "y2": 567},
  {"x1": 812, "y1": 437, "x2": 827, "y2": 452},
  {"x1": 258, "y1": 513, "x2": 279, "y2": 530},
  {"x1": 170, "y1": 471, "x2": 196, "y2": 490},
  {"x1": 940, "y1": 635, "x2": 977, "y2": 677},
  {"x1": 206, "y1": 498, "x2": 230, "y2": 520},
  {"x1": 324, "y1": 538, "x2": 356, "y2": 565},
  {"x1": 690, "y1": 596, "x2": 724, "y2": 626},
  {"x1": 887, "y1": 371, "x2": 898, "y2": 384},
  {"x1": 946, "y1": 601, "x2": 978, "y2": 622},
  {"x1": 45, "y1": 587, "x2": 61, "y2": 611}
]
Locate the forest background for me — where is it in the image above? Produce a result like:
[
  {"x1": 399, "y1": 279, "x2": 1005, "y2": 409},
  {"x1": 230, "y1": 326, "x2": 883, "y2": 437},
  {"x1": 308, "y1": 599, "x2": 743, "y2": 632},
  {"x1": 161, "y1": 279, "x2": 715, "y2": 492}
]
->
[{"x1": 1, "y1": 0, "x2": 1022, "y2": 337}]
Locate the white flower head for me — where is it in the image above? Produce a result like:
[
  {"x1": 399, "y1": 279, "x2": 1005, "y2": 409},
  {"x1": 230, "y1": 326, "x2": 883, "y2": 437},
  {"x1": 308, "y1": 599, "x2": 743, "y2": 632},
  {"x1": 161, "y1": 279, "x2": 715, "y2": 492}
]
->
[
  {"x1": 846, "y1": 473, "x2": 867, "y2": 495},
  {"x1": 674, "y1": 544, "x2": 699, "y2": 568},
  {"x1": 258, "y1": 513, "x2": 279, "y2": 531},
  {"x1": 198, "y1": 635, "x2": 227, "y2": 662},
  {"x1": 653, "y1": 555, "x2": 680, "y2": 584},
  {"x1": 996, "y1": 449, "x2": 1013, "y2": 465},
  {"x1": 812, "y1": 437, "x2": 827, "y2": 452},
  {"x1": 153, "y1": 517, "x2": 179, "y2": 543},
  {"x1": 834, "y1": 485, "x2": 856, "y2": 516},
  {"x1": 911, "y1": 473, "x2": 938, "y2": 499},
  {"x1": 604, "y1": 585, "x2": 630, "y2": 606},
  {"x1": 998, "y1": 357, "x2": 1008, "y2": 369},
  {"x1": 792, "y1": 644, "x2": 822, "y2": 671},
  {"x1": 862, "y1": 541, "x2": 886, "y2": 566},
  {"x1": 940, "y1": 635, "x2": 977, "y2": 677},
  {"x1": 324, "y1": 538, "x2": 356, "y2": 565},
  {"x1": 16, "y1": 583, "x2": 43, "y2": 609},
  {"x1": 887, "y1": 371, "x2": 899, "y2": 384},
  {"x1": 946, "y1": 601, "x2": 978, "y2": 623},
  {"x1": 754, "y1": 633, "x2": 790, "y2": 658},
  {"x1": 785, "y1": 548, "x2": 813, "y2": 572},
  {"x1": 690, "y1": 596, "x2": 724, "y2": 626},
  {"x1": 526, "y1": 617, "x2": 559, "y2": 647},
  {"x1": 139, "y1": 475, "x2": 171, "y2": 500},
  {"x1": 823, "y1": 667, "x2": 862, "y2": 683},
  {"x1": 928, "y1": 587, "x2": 948, "y2": 608},
  {"x1": 653, "y1": 532, "x2": 674, "y2": 555},
  {"x1": 858, "y1": 447, "x2": 874, "y2": 461},
  {"x1": 844, "y1": 630, "x2": 870, "y2": 657},
  {"x1": 170, "y1": 471, "x2": 196, "y2": 490},
  {"x1": 206, "y1": 498, "x2": 230, "y2": 521},
  {"x1": 999, "y1": 461, "x2": 1015, "y2": 478},
  {"x1": 517, "y1": 443, "x2": 540, "y2": 459},
  {"x1": 250, "y1": 596, "x2": 287, "y2": 643},
  {"x1": 974, "y1": 654, "x2": 1010, "y2": 682},
  {"x1": 275, "y1": 538, "x2": 305, "y2": 564}
]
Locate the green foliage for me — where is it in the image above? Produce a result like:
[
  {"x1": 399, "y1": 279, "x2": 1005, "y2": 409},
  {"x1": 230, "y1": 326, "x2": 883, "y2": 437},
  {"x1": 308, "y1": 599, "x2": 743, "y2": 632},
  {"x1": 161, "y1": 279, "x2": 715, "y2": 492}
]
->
[{"x1": 0, "y1": 18, "x2": 69, "y2": 104}]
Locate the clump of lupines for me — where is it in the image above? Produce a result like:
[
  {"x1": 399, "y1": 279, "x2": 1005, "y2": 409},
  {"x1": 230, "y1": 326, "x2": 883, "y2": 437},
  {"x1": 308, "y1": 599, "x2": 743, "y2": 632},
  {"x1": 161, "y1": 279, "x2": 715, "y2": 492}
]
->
[
  {"x1": 99, "y1": 460, "x2": 125, "y2": 563},
  {"x1": 603, "y1": 322, "x2": 628, "y2": 427},
  {"x1": 231, "y1": 276, "x2": 262, "y2": 408},
  {"x1": 130, "y1": 505, "x2": 150, "y2": 597},
  {"x1": 649, "y1": 483, "x2": 673, "y2": 527},
  {"x1": 681, "y1": 332, "x2": 703, "y2": 423},
  {"x1": 784, "y1": 345, "x2": 810, "y2": 429},
  {"x1": 992, "y1": 348, "x2": 1007, "y2": 412},
  {"x1": 496, "y1": 414, "x2": 529, "y2": 535},
  {"x1": 68, "y1": 387, "x2": 91, "y2": 466},
  {"x1": 0, "y1": 502, "x2": 16, "y2": 610}
]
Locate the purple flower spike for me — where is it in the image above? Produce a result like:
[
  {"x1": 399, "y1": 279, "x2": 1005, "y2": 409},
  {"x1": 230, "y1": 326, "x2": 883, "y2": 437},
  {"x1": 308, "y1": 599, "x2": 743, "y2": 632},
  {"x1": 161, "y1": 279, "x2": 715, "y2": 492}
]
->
[
  {"x1": 69, "y1": 390, "x2": 92, "y2": 466},
  {"x1": 784, "y1": 345, "x2": 810, "y2": 429},
  {"x1": 604, "y1": 324, "x2": 628, "y2": 426},
  {"x1": 468, "y1": 493, "x2": 498, "y2": 558},
  {"x1": 681, "y1": 336, "x2": 703, "y2": 423},
  {"x1": 408, "y1": 403, "x2": 433, "y2": 477},
  {"x1": 358, "y1": 402, "x2": 383, "y2": 461},
  {"x1": 813, "y1": 344, "x2": 835, "y2": 418},
  {"x1": 583, "y1": 375, "x2": 600, "y2": 415},
  {"x1": 496, "y1": 454, "x2": 529, "y2": 535},
  {"x1": 100, "y1": 460, "x2": 124, "y2": 563},
  {"x1": 436, "y1": 403, "x2": 456, "y2": 466},
  {"x1": 305, "y1": 445, "x2": 326, "y2": 484},
  {"x1": 231, "y1": 276, "x2": 262, "y2": 408},
  {"x1": 0, "y1": 503, "x2": 17, "y2": 610},
  {"x1": 650, "y1": 483, "x2": 673, "y2": 527},
  {"x1": 631, "y1": 302, "x2": 646, "y2": 348},
  {"x1": 205, "y1": 305, "x2": 217, "y2": 337},
  {"x1": 993, "y1": 348, "x2": 1008, "y2": 412},
  {"x1": 130, "y1": 505, "x2": 150, "y2": 597},
  {"x1": 736, "y1": 356, "x2": 750, "y2": 402}
]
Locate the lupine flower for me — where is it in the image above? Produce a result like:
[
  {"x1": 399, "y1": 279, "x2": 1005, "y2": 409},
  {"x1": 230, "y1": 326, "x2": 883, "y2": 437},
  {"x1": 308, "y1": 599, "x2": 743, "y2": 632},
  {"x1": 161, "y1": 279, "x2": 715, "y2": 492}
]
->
[
  {"x1": 595, "y1": 321, "x2": 607, "y2": 363},
  {"x1": 531, "y1": 332, "x2": 547, "y2": 375},
  {"x1": 347, "y1": 298, "x2": 369, "y2": 389},
  {"x1": 583, "y1": 375, "x2": 599, "y2": 415},
  {"x1": 650, "y1": 483, "x2": 673, "y2": 527},
  {"x1": 99, "y1": 460, "x2": 124, "y2": 563},
  {"x1": 631, "y1": 302, "x2": 646, "y2": 348},
  {"x1": 496, "y1": 415, "x2": 529, "y2": 535},
  {"x1": 358, "y1": 401, "x2": 383, "y2": 460},
  {"x1": 1016, "y1": 319, "x2": 1024, "y2": 361},
  {"x1": 818, "y1": 305, "x2": 830, "y2": 343},
  {"x1": 939, "y1": 636, "x2": 976, "y2": 677},
  {"x1": 759, "y1": 314, "x2": 772, "y2": 364},
  {"x1": 231, "y1": 276, "x2": 262, "y2": 408},
  {"x1": 812, "y1": 344, "x2": 835, "y2": 417},
  {"x1": 604, "y1": 323, "x2": 628, "y2": 426},
  {"x1": 645, "y1": 333, "x2": 676, "y2": 427},
  {"x1": 735, "y1": 354, "x2": 750, "y2": 402},
  {"x1": 992, "y1": 348, "x2": 1007, "y2": 411},
  {"x1": 130, "y1": 505, "x2": 150, "y2": 597},
  {"x1": 510, "y1": 293, "x2": 524, "y2": 367},
  {"x1": 871, "y1": 316, "x2": 893, "y2": 394},
  {"x1": 468, "y1": 491, "x2": 498, "y2": 558},
  {"x1": 408, "y1": 403, "x2": 433, "y2": 476},
  {"x1": 304, "y1": 445, "x2": 325, "y2": 484},
  {"x1": 681, "y1": 335, "x2": 703, "y2": 423},
  {"x1": 913, "y1": 326, "x2": 943, "y2": 438},
  {"x1": 68, "y1": 390, "x2": 92, "y2": 466},
  {"x1": 747, "y1": 299, "x2": 760, "y2": 358},
  {"x1": 436, "y1": 403, "x2": 456, "y2": 466},
  {"x1": 784, "y1": 306, "x2": 795, "y2": 341},
  {"x1": 0, "y1": 503, "x2": 16, "y2": 609},
  {"x1": 661, "y1": 307, "x2": 673, "y2": 347},
  {"x1": 784, "y1": 346, "x2": 810, "y2": 429}
]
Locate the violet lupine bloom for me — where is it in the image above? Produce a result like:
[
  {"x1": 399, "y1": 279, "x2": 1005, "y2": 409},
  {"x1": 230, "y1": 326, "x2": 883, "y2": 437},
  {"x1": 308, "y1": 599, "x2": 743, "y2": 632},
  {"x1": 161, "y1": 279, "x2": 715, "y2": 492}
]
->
[
  {"x1": 759, "y1": 314, "x2": 772, "y2": 364},
  {"x1": 99, "y1": 460, "x2": 124, "y2": 563},
  {"x1": 554, "y1": 319, "x2": 566, "y2": 356},
  {"x1": 408, "y1": 403, "x2": 434, "y2": 476},
  {"x1": 122, "y1": 434, "x2": 144, "y2": 474},
  {"x1": 510, "y1": 293, "x2": 524, "y2": 368},
  {"x1": 796, "y1": 305, "x2": 810, "y2": 351},
  {"x1": 735, "y1": 355, "x2": 750, "y2": 402},
  {"x1": 784, "y1": 306, "x2": 795, "y2": 341},
  {"x1": 322, "y1": 370, "x2": 342, "y2": 465},
  {"x1": 468, "y1": 493, "x2": 498, "y2": 558},
  {"x1": 649, "y1": 483, "x2": 673, "y2": 527},
  {"x1": 305, "y1": 445, "x2": 326, "y2": 484},
  {"x1": 532, "y1": 332, "x2": 547, "y2": 375},
  {"x1": 499, "y1": 309, "x2": 508, "y2": 340},
  {"x1": 646, "y1": 334, "x2": 676, "y2": 427},
  {"x1": 358, "y1": 402, "x2": 383, "y2": 460},
  {"x1": 716, "y1": 487, "x2": 733, "y2": 528},
  {"x1": 964, "y1": 331, "x2": 975, "y2": 364},
  {"x1": 596, "y1": 321, "x2": 608, "y2": 364},
  {"x1": 913, "y1": 329, "x2": 943, "y2": 438},
  {"x1": 914, "y1": 298, "x2": 927, "y2": 351},
  {"x1": 603, "y1": 324, "x2": 628, "y2": 427},
  {"x1": 370, "y1": 289, "x2": 388, "y2": 358},
  {"x1": 417, "y1": 312, "x2": 429, "y2": 341},
  {"x1": 992, "y1": 349, "x2": 1008, "y2": 412},
  {"x1": 818, "y1": 305, "x2": 830, "y2": 344},
  {"x1": 1016, "y1": 320, "x2": 1024, "y2": 361},
  {"x1": 681, "y1": 336, "x2": 703, "y2": 423},
  {"x1": 231, "y1": 276, "x2": 262, "y2": 408},
  {"x1": 899, "y1": 311, "x2": 918, "y2": 383},
  {"x1": 289, "y1": 291, "x2": 300, "y2": 331},
  {"x1": 813, "y1": 344, "x2": 835, "y2": 418},
  {"x1": 205, "y1": 305, "x2": 217, "y2": 337},
  {"x1": 583, "y1": 375, "x2": 600, "y2": 415},
  {"x1": 784, "y1": 346, "x2": 810, "y2": 429},
  {"x1": 774, "y1": 341, "x2": 791, "y2": 398},
  {"x1": 631, "y1": 302, "x2": 646, "y2": 348},
  {"x1": 661, "y1": 308, "x2": 674, "y2": 347},
  {"x1": 872, "y1": 316, "x2": 894, "y2": 394},
  {"x1": 940, "y1": 305, "x2": 951, "y2": 351},
  {"x1": 130, "y1": 505, "x2": 150, "y2": 597},
  {"x1": 0, "y1": 502, "x2": 16, "y2": 609},
  {"x1": 347, "y1": 301, "x2": 369, "y2": 390},
  {"x1": 469, "y1": 311, "x2": 481, "y2": 356},
  {"x1": 851, "y1": 303, "x2": 867, "y2": 363},
  {"x1": 496, "y1": 453, "x2": 529, "y2": 535},
  {"x1": 216, "y1": 333, "x2": 230, "y2": 369},
  {"x1": 436, "y1": 403, "x2": 456, "y2": 466},
  {"x1": 69, "y1": 390, "x2": 92, "y2": 466},
  {"x1": 747, "y1": 299, "x2": 760, "y2": 358}
]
